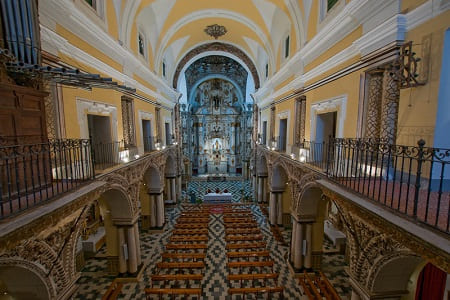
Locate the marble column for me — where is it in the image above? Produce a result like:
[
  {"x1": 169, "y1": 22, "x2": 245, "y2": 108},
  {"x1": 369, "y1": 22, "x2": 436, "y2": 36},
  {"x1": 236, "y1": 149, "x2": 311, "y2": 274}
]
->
[
  {"x1": 126, "y1": 226, "x2": 138, "y2": 273},
  {"x1": 276, "y1": 193, "x2": 283, "y2": 226},
  {"x1": 133, "y1": 222, "x2": 142, "y2": 266},
  {"x1": 149, "y1": 194, "x2": 157, "y2": 228},
  {"x1": 170, "y1": 177, "x2": 177, "y2": 202},
  {"x1": 269, "y1": 192, "x2": 277, "y2": 225},
  {"x1": 290, "y1": 221, "x2": 297, "y2": 262},
  {"x1": 257, "y1": 177, "x2": 264, "y2": 203},
  {"x1": 294, "y1": 222, "x2": 304, "y2": 270},
  {"x1": 304, "y1": 223, "x2": 313, "y2": 269},
  {"x1": 117, "y1": 227, "x2": 127, "y2": 274},
  {"x1": 262, "y1": 177, "x2": 268, "y2": 203},
  {"x1": 156, "y1": 193, "x2": 165, "y2": 228},
  {"x1": 177, "y1": 175, "x2": 182, "y2": 203}
]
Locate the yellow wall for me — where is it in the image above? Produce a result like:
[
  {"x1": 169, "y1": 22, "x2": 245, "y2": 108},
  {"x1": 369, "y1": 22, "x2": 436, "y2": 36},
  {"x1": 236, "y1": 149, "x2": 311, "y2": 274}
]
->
[{"x1": 396, "y1": 10, "x2": 450, "y2": 146}]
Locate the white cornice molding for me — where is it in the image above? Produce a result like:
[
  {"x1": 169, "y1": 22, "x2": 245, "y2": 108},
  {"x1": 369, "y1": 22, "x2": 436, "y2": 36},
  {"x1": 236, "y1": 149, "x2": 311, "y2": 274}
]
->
[
  {"x1": 39, "y1": 0, "x2": 178, "y2": 103},
  {"x1": 254, "y1": 0, "x2": 449, "y2": 107},
  {"x1": 154, "y1": 9, "x2": 274, "y2": 73},
  {"x1": 41, "y1": 26, "x2": 177, "y2": 109}
]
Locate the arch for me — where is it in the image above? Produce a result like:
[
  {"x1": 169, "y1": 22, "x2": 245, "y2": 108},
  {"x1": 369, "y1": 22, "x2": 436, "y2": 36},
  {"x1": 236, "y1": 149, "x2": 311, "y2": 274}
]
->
[
  {"x1": 0, "y1": 262, "x2": 53, "y2": 300},
  {"x1": 164, "y1": 154, "x2": 176, "y2": 177},
  {"x1": 296, "y1": 184, "x2": 324, "y2": 217},
  {"x1": 370, "y1": 252, "x2": 424, "y2": 294},
  {"x1": 99, "y1": 187, "x2": 134, "y2": 221},
  {"x1": 173, "y1": 42, "x2": 260, "y2": 89},
  {"x1": 188, "y1": 75, "x2": 245, "y2": 108},
  {"x1": 155, "y1": 9, "x2": 274, "y2": 74},
  {"x1": 256, "y1": 154, "x2": 268, "y2": 176},
  {"x1": 271, "y1": 164, "x2": 288, "y2": 191},
  {"x1": 143, "y1": 165, "x2": 162, "y2": 191}
]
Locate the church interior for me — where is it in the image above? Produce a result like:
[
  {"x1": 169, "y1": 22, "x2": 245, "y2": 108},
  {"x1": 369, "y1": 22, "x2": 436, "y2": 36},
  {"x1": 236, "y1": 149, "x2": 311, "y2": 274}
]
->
[{"x1": 0, "y1": 0, "x2": 449, "y2": 299}]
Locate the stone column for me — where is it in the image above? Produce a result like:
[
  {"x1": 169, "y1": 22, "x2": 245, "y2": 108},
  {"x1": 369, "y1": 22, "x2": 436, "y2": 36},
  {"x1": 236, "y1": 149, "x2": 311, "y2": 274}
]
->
[
  {"x1": 290, "y1": 221, "x2": 297, "y2": 262},
  {"x1": 262, "y1": 177, "x2": 268, "y2": 203},
  {"x1": 177, "y1": 175, "x2": 182, "y2": 203},
  {"x1": 170, "y1": 177, "x2": 177, "y2": 202},
  {"x1": 126, "y1": 226, "x2": 138, "y2": 273},
  {"x1": 304, "y1": 223, "x2": 313, "y2": 269},
  {"x1": 276, "y1": 193, "x2": 283, "y2": 226},
  {"x1": 117, "y1": 227, "x2": 127, "y2": 274},
  {"x1": 156, "y1": 193, "x2": 165, "y2": 228},
  {"x1": 149, "y1": 194, "x2": 157, "y2": 228},
  {"x1": 257, "y1": 176, "x2": 264, "y2": 203},
  {"x1": 380, "y1": 68, "x2": 400, "y2": 144},
  {"x1": 133, "y1": 222, "x2": 142, "y2": 266},
  {"x1": 365, "y1": 71, "x2": 383, "y2": 139},
  {"x1": 269, "y1": 192, "x2": 277, "y2": 225},
  {"x1": 294, "y1": 222, "x2": 304, "y2": 270}
]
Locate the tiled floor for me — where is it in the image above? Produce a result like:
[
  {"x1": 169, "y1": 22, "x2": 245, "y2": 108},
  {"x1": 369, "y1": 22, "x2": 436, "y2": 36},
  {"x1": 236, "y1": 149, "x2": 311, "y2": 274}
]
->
[{"x1": 72, "y1": 181, "x2": 351, "y2": 299}]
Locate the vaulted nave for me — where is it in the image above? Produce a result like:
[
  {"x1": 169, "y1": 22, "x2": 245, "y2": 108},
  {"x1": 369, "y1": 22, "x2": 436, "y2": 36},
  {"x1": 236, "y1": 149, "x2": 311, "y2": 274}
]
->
[{"x1": 0, "y1": 0, "x2": 449, "y2": 299}]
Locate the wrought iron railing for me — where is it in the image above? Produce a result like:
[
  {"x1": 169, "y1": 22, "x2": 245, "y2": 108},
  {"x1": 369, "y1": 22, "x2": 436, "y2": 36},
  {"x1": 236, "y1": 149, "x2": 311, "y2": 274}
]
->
[
  {"x1": 0, "y1": 139, "x2": 94, "y2": 218},
  {"x1": 326, "y1": 138, "x2": 450, "y2": 233},
  {"x1": 91, "y1": 140, "x2": 138, "y2": 171},
  {"x1": 267, "y1": 138, "x2": 450, "y2": 233}
]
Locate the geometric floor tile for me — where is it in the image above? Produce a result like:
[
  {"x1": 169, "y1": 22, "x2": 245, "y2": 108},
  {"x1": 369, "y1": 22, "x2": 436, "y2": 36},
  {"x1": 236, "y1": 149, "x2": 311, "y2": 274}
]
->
[{"x1": 72, "y1": 202, "x2": 350, "y2": 299}]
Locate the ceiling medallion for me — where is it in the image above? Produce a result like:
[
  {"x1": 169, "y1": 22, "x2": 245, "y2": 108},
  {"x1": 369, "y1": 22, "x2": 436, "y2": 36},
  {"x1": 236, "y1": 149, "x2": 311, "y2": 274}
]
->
[{"x1": 204, "y1": 24, "x2": 227, "y2": 39}]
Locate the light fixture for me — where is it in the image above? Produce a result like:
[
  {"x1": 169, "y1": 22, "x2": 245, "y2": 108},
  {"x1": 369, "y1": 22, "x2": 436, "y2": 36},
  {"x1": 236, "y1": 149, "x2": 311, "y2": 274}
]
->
[
  {"x1": 290, "y1": 153, "x2": 296, "y2": 159},
  {"x1": 134, "y1": 154, "x2": 140, "y2": 159},
  {"x1": 299, "y1": 155, "x2": 306, "y2": 162},
  {"x1": 204, "y1": 24, "x2": 227, "y2": 39}
]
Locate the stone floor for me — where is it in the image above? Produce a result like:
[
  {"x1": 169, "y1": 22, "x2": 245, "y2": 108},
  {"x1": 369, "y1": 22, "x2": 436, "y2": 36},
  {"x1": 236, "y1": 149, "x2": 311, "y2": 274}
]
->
[{"x1": 72, "y1": 181, "x2": 351, "y2": 299}]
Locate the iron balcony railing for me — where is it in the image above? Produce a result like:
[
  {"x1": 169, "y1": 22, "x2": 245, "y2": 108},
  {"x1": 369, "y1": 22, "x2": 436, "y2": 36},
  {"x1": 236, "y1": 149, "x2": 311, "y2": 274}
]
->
[
  {"x1": 276, "y1": 138, "x2": 450, "y2": 234},
  {"x1": 0, "y1": 137, "x2": 170, "y2": 219},
  {"x1": 0, "y1": 139, "x2": 94, "y2": 218},
  {"x1": 143, "y1": 136, "x2": 157, "y2": 153},
  {"x1": 91, "y1": 140, "x2": 139, "y2": 171}
]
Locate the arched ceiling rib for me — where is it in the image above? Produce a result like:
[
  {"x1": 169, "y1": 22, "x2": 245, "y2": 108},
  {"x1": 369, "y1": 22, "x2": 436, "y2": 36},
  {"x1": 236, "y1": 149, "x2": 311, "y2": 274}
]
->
[
  {"x1": 120, "y1": 0, "x2": 306, "y2": 88},
  {"x1": 173, "y1": 42, "x2": 260, "y2": 89}
]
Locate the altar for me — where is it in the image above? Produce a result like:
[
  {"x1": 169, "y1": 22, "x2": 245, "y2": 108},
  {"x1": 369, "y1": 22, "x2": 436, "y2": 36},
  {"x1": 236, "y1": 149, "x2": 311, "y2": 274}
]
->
[{"x1": 203, "y1": 193, "x2": 232, "y2": 203}]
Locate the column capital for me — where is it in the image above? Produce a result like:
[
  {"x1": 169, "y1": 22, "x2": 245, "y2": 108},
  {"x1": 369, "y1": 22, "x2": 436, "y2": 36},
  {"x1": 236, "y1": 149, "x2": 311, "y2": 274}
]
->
[
  {"x1": 291, "y1": 213, "x2": 315, "y2": 223},
  {"x1": 147, "y1": 188, "x2": 163, "y2": 194}
]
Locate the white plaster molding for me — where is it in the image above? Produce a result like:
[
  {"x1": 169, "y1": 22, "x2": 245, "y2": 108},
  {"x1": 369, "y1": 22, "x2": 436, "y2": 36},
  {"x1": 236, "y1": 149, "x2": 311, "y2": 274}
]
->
[
  {"x1": 255, "y1": 0, "x2": 449, "y2": 107},
  {"x1": 76, "y1": 98, "x2": 118, "y2": 141},
  {"x1": 154, "y1": 9, "x2": 275, "y2": 73},
  {"x1": 174, "y1": 46, "x2": 259, "y2": 88},
  {"x1": 39, "y1": 0, "x2": 178, "y2": 102},
  {"x1": 310, "y1": 95, "x2": 347, "y2": 141},
  {"x1": 406, "y1": 0, "x2": 450, "y2": 30},
  {"x1": 40, "y1": 26, "x2": 177, "y2": 109}
]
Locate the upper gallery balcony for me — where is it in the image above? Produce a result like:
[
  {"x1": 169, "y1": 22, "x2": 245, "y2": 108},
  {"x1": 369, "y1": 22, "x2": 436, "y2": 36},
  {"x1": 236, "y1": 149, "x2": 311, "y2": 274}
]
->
[
  {"x1": 0, "y1": 136, "x2": 176, "y2": 219},
  {"x1": 258, "y1": 138, "x2": 450, "y2": 234}
]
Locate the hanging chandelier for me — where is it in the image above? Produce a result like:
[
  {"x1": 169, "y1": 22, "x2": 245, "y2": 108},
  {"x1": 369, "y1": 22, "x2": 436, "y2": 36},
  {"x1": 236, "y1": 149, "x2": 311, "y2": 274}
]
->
[{"x1": 204, "y1": 24, "x2": 227, "y2": 39}]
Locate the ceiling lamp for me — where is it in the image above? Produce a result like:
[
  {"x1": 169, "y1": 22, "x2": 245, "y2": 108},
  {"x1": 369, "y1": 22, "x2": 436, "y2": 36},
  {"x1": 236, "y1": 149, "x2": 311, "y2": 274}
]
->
[{"x1": 204, "y1": 24, "x2": 227, "y2": 39}]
